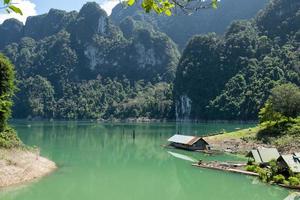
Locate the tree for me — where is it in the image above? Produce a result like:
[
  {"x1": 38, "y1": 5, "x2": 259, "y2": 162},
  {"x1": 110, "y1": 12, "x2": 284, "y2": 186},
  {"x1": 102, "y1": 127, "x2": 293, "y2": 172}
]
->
[
  {"x1": 0, "y1": 54, "x2": 20, "y2": 148},
  {"x1": 268, "y1": 83, "x2": 300, "y2": 118},
  {"x1": 0, "y1": 54, "x2": 15, "y2": 131},
  {"x1": 259, "y1": 83, "x2": 300, "y2": 122},
  {"x1": 126, "y1": 0, "x2": 217, "y2": 16}
]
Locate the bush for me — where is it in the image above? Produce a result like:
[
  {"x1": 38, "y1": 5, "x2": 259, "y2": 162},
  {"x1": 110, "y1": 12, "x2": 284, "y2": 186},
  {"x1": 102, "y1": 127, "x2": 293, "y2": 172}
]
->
[
  {"x1": 269, "y1": 159, "x2": 279, "y2": 174},
  {"x1": 0, "y1": 126, "x2": 22, "y2": 148},
  {"x1": 288, "y1": 177, "x2": 300, "y2": 186},
  {"x1": 246, "y1": 165, "x2": 258, "y2": 172},
  {"x1": 247, "y1": 159, "x2": 254, "y2": 165},
  {"x1": 273, "y1": 174, "x2": 285, "y2": 184},
  {"x1": 257, "y1": 168, "x2": 272, "y2": 183},
  {"x1": 283, "y1": 180, "x2": 290, "y2": 186}
]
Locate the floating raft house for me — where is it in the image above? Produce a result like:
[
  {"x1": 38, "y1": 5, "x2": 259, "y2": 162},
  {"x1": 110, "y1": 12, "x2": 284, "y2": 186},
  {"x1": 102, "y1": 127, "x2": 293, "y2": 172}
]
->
[
  {"x1": 168, "y1": 134, "x2": 210, "y2": 151},
  {"x1": 247, "y1": 147, "x2": 280, "y2": 164},
  {"x1": 277, "y1": 152, "x2": 300, "y2": 174}
]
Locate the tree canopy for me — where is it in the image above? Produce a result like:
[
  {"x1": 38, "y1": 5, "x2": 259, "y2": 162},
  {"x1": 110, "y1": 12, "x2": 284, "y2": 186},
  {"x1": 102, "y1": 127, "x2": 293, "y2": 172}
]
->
[
  {"x1": 126, "y1": 0, "x2": 218, "y2": 16},
  {"x1": 261, "y1": 83, "x2": 300, "y2": 120}
]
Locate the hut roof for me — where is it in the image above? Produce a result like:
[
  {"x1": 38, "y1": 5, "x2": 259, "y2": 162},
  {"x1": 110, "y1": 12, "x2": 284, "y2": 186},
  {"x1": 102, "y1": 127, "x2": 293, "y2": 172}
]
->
[
  {"x1": 168, "y1": 134, "x2": 208, "y2": 146},
  {"x1": 279, "y1": 154, "x2": 300, "y2": 173},
  {"x1": 248, "y1": 148, "x2": 280, "y2": 163}
]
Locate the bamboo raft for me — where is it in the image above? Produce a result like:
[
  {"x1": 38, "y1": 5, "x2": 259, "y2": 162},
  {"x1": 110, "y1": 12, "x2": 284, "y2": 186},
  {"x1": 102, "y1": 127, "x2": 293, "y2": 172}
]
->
[{"x1": 192, "y1": 162, "x2": 259, "y2": 177}]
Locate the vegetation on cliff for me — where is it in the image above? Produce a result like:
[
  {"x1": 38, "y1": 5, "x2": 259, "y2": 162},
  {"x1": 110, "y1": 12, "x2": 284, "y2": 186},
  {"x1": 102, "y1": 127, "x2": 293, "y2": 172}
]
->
[
  {"x1": 0, "y1": 0, "x2": 299, "y2": 121},
  {"x1": 174, "y1": 0, "x2": 300, "y2": 120},
  {"x1": 0, "y1": 54, "x2": 21, "y2": 148},
  {"x1": 0, "y1": 2, "x2": 179, "y2": 120}
]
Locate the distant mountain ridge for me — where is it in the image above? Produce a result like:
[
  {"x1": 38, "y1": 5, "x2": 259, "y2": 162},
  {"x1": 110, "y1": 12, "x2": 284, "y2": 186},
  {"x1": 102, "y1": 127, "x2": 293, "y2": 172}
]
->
[
  {"x1": 111, "y1": 0, "x2": 268, "y2": 48},
  {"x1": 0, "y1": 0, "x2": 268, "y2": 50}
]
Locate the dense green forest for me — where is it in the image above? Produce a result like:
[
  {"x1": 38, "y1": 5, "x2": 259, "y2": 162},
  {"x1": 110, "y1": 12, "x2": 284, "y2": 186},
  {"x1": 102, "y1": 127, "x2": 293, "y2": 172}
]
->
[
  {"x1": 0, "y1": 0, "x2": 299, "y2": 121},
  {"x1": 0, "y1": 2, "x2": 178, "y2": 120},
  {"x1": 174, "y1": 0, "x2": 300, "y2": 120}
]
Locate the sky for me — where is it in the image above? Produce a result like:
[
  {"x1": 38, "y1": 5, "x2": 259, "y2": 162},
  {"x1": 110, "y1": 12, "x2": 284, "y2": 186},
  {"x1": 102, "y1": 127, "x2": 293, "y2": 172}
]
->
[{"x1": 0, "y1": 0, "x2": 120, "y2": 24}]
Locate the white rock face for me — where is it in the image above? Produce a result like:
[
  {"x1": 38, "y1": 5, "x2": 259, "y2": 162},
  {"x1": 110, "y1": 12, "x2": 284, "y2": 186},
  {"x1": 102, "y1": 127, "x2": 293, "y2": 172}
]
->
[
  {"x1": 176, "y1": 95, "x2": 192, "y2": 121},
  {"x1": 84, "y1": 45, "x2": 104, "y2": 70},
  {"x1": 97, "y1": 16, "x2": 107, "y2": 35},
  {"x1": 134, "y1": 42, "x2": 159, "y2": 68}
]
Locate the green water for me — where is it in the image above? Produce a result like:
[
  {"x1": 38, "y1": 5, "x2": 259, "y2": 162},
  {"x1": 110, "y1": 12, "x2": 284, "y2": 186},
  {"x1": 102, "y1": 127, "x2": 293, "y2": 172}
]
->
[{"x1": 0, "y1": 121, "x2": 290, "y2": 200}]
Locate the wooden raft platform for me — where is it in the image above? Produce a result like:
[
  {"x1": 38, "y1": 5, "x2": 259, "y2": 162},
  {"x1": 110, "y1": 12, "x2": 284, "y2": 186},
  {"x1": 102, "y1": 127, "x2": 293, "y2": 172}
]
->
[{"x1": 192, "y1": 162, "x2": 259, "y2": 177}]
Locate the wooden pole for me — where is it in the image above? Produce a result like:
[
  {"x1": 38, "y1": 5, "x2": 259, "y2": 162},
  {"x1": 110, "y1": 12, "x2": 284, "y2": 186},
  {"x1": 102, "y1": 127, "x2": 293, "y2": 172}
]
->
[{"x1": 132, "y1": 130, "x2": 135, "y2": 140}]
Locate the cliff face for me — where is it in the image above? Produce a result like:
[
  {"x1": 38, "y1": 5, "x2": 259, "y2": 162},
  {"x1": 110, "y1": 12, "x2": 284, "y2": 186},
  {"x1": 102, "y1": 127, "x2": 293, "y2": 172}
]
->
[
  {"x1": 0, "y1": 2, "x2": 180, "y2": 120},
  {"x1": 0, "y1": 2, "x2": 180, "y2": 83}
]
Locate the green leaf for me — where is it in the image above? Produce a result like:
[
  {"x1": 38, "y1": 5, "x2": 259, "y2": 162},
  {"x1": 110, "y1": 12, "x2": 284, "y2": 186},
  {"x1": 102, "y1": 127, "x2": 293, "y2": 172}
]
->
[
  {"x1": 165, "y1": 9, "x2": 171, "y2": 16},
  {"x1": 211, "y1": 0, "x2": 218, "y2": 9},
  {"x1": 142, "y1": 0, "x2": 153, "y2": 13},
  {"x1": 4, "y1": 0, "x2": 10, "y2": 4},
  {"x1": 8, "y1": 5, "x2": 23, "y2": 15},
  {"x1": 127, "y1": 0, "x2": 135, "y2": 6}
]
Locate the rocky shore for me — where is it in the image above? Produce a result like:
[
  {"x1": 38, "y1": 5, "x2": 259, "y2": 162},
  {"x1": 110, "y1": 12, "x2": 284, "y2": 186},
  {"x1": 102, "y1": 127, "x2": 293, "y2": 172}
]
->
[{"x1": 0, "y1": 148, "x2": 57, "y2": 187}]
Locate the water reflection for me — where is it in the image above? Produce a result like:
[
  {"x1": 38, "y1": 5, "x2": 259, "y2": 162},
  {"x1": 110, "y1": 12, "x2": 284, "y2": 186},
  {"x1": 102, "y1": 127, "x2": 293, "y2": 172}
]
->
[{"x1": 0, "y1": 121, "x2": 289, "y2": 200}]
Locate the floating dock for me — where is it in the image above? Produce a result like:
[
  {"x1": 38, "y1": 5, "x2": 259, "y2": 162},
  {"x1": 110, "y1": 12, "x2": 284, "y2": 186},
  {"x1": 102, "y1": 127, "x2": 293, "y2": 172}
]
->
[{"x1": 192, "y1": 162, "x2": 259, "y2": 177}]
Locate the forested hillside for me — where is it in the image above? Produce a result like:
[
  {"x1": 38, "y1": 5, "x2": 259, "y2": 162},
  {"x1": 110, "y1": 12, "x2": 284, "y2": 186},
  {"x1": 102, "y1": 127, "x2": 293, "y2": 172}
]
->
[
  {"x1": 111, "y1": 0, "x2": 268, "y2": 48},
  {"x1": 0, "y1": 0, "x2": 298, "y2": 121},
  {"x1": 174, "y1": 0, "x2": 300, "y2": 120},
  {"x1": 0, "y1": 2, "x2": 179, "y2": 120}
]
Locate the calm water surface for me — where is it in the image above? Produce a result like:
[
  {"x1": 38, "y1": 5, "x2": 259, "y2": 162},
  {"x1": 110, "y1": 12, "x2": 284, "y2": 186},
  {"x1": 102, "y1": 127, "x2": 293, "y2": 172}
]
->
[{"x1": 0, "y1": 121, "x2": 290, "y2": 200}]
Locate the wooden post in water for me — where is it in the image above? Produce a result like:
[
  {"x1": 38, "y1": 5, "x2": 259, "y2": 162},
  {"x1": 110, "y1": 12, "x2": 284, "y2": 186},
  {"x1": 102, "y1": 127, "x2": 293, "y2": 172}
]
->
[{"x1": 132, "y1": 130, "x2": 135, "y2": 140}]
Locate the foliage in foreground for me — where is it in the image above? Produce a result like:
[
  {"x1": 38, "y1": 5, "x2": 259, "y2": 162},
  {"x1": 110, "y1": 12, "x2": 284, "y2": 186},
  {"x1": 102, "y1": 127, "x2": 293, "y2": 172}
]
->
[
  {"x1": 0, "y1": 54, "x2": 21, "y2": 148},
  {"x1": 125, "y1": 0, "x2": 218, "y2": 16},
  {"x1": 0, "y1": 0, "x2": 23, "y2": 15}
]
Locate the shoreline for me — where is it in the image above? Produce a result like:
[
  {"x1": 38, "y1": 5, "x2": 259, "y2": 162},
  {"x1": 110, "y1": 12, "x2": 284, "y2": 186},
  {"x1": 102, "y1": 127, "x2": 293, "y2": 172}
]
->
[
  {"x1": 0, "y1": 148, "x2": 57, "y2": 188},
  {"x1": 204, "y1": 126, "x2": 300, "y2": 155},
  {"x1": 204, "y1": 126, "x2": 270, "y2": 154},
  {"x1": 10, "y1": 118, "x2": 258, "y2": 124}
]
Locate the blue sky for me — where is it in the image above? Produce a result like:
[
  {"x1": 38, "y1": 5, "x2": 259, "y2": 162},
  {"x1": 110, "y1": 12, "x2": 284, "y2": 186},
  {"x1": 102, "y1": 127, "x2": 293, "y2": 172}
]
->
[
  {"x1": 31, "y1": 0, "x2": 108, "y2": 14},
  {"x1": 0, "y1": 0, "x2": 119, "y2": 23}
]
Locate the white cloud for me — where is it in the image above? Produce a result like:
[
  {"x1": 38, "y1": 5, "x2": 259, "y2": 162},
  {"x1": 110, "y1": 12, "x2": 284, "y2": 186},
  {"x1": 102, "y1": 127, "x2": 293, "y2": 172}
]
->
[
  {"x1": 100, "y1": 0, "x2": 119, "y2": 15},
  {"x1": 0, "y1": 0, "x2": 37, "y2": 24}
]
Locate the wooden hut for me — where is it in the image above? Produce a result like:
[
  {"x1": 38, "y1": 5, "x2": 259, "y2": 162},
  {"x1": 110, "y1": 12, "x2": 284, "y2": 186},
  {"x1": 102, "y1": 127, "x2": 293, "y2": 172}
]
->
[
  {"x1": 167, "y1": 134, "x2": 210, "y2": 151},
  {"x1": 277, "y1": 153, "x2": 300, "y2": 174},
  {"x1": 247, "y1": 148, "x2": 280, "y2": 164}
]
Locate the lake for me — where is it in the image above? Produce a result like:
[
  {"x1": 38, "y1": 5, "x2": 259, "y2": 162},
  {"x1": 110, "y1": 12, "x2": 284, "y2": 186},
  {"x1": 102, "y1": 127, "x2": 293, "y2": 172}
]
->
[{"x1": 0, "y1": 121, "x2": 289, "y2": 200}]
